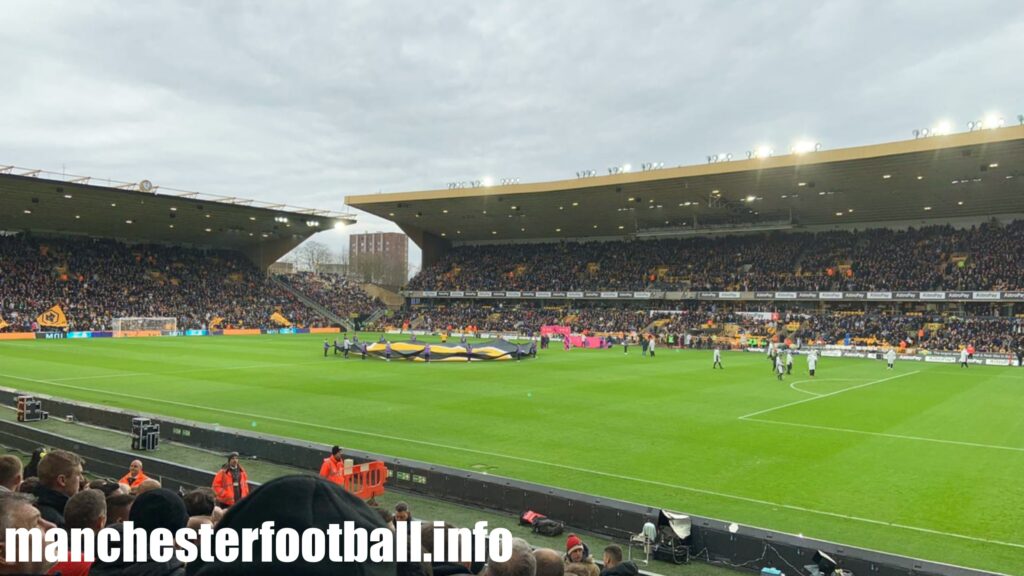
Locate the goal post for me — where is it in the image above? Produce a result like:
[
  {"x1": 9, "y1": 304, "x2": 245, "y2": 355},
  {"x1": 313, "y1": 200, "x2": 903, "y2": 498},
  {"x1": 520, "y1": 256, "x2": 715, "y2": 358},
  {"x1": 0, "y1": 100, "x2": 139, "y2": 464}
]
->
[{"x1": 111, "y1": 317, "x2": 177, "y2": 332}]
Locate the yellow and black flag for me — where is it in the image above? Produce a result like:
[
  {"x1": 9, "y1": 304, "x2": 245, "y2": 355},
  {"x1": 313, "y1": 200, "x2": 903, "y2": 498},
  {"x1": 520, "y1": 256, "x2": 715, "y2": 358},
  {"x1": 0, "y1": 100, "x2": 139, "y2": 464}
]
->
[
  {"x1": 37, "y1": 305, "x2": 68, "y2": 328},
  {"x1": 209, "y1": 316, "x2": 224, "y2": 330},
  {"x1": 0, "y1": 316, "x2": 9, "y2": 330},
  {"x1": 269, "y1": 312, "x2": 292, "y2": 327}
]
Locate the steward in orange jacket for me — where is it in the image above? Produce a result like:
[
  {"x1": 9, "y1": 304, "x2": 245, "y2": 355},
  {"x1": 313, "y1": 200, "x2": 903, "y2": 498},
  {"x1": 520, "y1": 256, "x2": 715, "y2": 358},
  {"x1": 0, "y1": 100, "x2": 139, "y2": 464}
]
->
[
  {"x1": 212, "y1": 452, "x2": 249, "y2": 507},
  {"x1": 118, "y1": 459, "x2": 149, "y2": 489},
  {"x1": 319, "y1": 445, "x2": 345, "y2": 485}
]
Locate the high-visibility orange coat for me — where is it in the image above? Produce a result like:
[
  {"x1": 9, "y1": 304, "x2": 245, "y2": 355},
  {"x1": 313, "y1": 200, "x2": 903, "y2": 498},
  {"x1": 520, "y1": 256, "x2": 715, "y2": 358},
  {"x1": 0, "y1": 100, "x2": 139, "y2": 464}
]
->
[
  {"x1": 118, "y1": 471, "x2": 149, "y2": 489},
  {"x1": 212, "y1": 466, "x2": 249, "y2": 506},
  {"x1": 319, "y1": 456, "x2": 345, "y2": 485}
]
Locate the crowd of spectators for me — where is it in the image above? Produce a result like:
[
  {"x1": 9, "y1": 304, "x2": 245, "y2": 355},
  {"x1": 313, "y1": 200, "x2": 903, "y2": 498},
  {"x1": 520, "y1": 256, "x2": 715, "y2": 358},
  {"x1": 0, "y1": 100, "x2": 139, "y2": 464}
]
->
[
  {"x1": 0, "y1": 235, "x2": 325, "y2": 331},
  {"x1": 408, "y1": 221, "x2": 1024, "y2": 292},
  {"x1": 0, "y1": 447, "x2": 609, "y2": 576},
  {"x1": 278, "y1": 272, "x2": 384, "y2": 320},
  {"x1": 398, "y1": 301, "x2": 1023, "y2": 353}
]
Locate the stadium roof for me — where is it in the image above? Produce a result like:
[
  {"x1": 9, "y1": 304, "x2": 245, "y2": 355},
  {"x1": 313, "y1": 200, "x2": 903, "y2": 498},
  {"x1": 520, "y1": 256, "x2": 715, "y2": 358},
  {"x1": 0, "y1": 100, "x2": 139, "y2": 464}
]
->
[
  {"x1": 0, "y1": 167, "x2": 356, "y2": 269},
  {"x1": 347, "y1": 125, "x2": 1024, "y2": 248}
]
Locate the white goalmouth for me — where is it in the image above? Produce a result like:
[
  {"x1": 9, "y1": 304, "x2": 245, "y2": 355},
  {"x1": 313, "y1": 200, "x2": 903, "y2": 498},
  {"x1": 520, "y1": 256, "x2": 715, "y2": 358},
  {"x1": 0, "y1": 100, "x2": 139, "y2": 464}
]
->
[{"x1": 111, "y1": 317, "x2": 178, "y2": 332}]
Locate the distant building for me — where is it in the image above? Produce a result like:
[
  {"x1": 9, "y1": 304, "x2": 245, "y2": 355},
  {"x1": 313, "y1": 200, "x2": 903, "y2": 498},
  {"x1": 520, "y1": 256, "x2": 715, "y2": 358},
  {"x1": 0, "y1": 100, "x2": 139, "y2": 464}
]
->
[{"x1": 349, "y1": 232, "x2": 408, "y2": 287}]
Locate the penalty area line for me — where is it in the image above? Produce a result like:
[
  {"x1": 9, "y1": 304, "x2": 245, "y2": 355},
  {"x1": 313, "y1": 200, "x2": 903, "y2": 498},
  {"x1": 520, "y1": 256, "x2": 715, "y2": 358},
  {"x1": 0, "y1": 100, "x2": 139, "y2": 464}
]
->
[
  {"x1": 1, "y1": 372, "x2": 1022, "y2": 552},
  {"x1": 739, "y1": 371, "x2": 920, "y2": 420}
]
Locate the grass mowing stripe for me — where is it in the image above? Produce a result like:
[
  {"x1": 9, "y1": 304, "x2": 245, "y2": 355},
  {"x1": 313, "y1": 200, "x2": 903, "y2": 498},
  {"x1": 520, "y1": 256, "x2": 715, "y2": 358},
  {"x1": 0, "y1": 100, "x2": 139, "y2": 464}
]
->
[
  {"x1": 741, "y1": 417, "x2": 1024, "y2": 453},
  {"x1": 2, "y1": 371, "x2": 1023, "y2": 553},
  {"x1": 738, "y1": 371, "x2": 920, "y2": 419}
]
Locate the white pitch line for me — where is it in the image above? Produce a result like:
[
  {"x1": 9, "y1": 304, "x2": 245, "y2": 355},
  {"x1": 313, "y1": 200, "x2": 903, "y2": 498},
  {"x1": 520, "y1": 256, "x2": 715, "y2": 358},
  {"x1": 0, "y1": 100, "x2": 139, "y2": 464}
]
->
[
  {"x1": 788, "y1": 380, "x2": 823, "y2": 396},
  {"x1": 788, "y1": 378, "x2": 862, "y2": 397},
  {"x1": 1, "y1": 372, "x2": 1022, "y2": 552},
  {"x1": 739, "y1": 371, "x2": 920, "y2": 420},
  {"x1": 743, "y1": 417, "x2": 1024, "y2": 454},
  {"x1": 47, "y1": 360, "x2": 329, "y2": 382}
]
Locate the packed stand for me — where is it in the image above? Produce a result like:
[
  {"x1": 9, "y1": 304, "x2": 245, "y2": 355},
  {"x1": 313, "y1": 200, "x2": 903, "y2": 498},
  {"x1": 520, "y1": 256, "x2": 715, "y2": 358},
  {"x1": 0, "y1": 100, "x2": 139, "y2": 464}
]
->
[
  {"x1": 408, "y1": 221, "x2": 1024, "y2": 292},
  {"x1": 278, "y1": 272, "x2": 385, "y2": 319},
  {"x1": 401, "y1": 300, "x2": 1023, "y2": 353},
  {"x1": 0, "y1": 235, "x2": 325, "y2": 331}
]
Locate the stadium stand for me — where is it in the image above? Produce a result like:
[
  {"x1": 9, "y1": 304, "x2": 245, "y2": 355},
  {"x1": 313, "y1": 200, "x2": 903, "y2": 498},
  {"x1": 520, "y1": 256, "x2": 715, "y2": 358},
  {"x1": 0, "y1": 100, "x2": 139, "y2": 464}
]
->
[
  {"x1": 277, "y1": 272, "x2": 386, "y2": 320},
  {"x1": 0, "y1": 235, "x2": 326, "y2": 331},
  {"x1": 407, "y1": 221, "x2": 1024, "y2": 293}
]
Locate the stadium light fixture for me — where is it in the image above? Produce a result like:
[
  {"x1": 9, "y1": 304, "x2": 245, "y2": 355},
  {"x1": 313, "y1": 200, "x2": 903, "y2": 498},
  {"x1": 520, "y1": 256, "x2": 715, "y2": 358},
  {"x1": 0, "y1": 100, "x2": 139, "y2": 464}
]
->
[
  {"x1": 482, "y1": 176, "x2": 495, "y2": 187},
  {"x1": 748, "y1": 146, "x2": 773, "y2": 159},
  {"x1": 333, "y1": 222, "x2": 346, "y2": 231},
  {"x1": 791, "y1": 140, "x2": 820, "y2": 154},
  {"x1": 745, "y1": 195, "x2": 756, "y2": 202},
  {"x1": 933, "y1": 120, "x2": 952, "y2": 135},
  {"x1": 982, "y1": 114, "x2": 1004, "y2": 129}
]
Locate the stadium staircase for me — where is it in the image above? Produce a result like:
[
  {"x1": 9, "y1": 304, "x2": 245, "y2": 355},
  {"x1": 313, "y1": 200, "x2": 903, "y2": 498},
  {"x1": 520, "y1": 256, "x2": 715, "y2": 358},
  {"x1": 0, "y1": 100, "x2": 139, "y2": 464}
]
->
[
  {"x1": 268, "y1": 275, "x2": 355, "y2": 332},
  {"x1": 360, "y1": 282, "x2": 405, "y2": 309}
]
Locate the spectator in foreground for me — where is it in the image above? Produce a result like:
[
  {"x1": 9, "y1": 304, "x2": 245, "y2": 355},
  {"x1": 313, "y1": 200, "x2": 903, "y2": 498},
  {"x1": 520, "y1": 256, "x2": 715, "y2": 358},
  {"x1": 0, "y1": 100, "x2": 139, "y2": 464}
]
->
[
  {"x1": 135, "y1": 478, "x2": 162, "y2": 495},
  {"x1": 104, "y1": 494, "x2": 134, "y2": 526},
  {"x1": 486, "y1": 537, "x2": 536, "y2": 576},
  {"x1": 0, "y1": 455, "x2": 23, "y2": 492},
  {"x1": 89, "y1": 488, "x2": 188, "y2": 576},
  {"x1": 185, "y1": 475, "x2": 392, "y2": 576},
  {"x1": 34, "y1": 449, "x2": 84, "y2": 528},
  {"x1": 0, "y1": 492, "x2": 56, "y2": 575},
  {"x1": 534, "y1": 548, "x2": 565, "y2": 576},
  {"x1": 50, "y1": 489, "x2": 107, "y2": 576},
  {"x1": 599, "y1": 545, "x2": 637, "y2": 576},
  {"x1": 563, "y1": 534, "x2": 599, "y2": 576},
  {"x1": 24, "y1": 448, "x2": 45, "y2": 479},
  {"x1": 212, "y1": 452, "x2": 249, "y2": 508}
]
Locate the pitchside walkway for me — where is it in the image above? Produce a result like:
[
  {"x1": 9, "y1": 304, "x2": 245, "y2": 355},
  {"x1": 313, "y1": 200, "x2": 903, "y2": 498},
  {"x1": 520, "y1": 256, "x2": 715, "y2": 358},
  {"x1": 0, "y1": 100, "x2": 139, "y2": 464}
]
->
[{"x1": 0, "y1": 407, "x2": 739, "y2": 576}]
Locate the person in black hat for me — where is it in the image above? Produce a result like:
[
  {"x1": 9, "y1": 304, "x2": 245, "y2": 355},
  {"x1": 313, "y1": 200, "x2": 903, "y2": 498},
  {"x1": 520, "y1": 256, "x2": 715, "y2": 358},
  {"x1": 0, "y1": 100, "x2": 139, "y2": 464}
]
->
[
  {"x1": 212, "y1": 453, "x2": 249, "y2": 508},
  {"x1": 186, "y1": 475, "x2": 394, "y2": 576},
  {"x1": 89, "y1": 488, "x2": 188, "y2": 576}
]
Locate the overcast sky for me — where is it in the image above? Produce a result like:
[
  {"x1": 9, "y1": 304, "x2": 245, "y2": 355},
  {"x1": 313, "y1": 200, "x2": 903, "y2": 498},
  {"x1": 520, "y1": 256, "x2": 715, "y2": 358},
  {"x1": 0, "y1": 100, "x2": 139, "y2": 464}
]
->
[{"x1": 2, "y1": 1, "x2": 1023, "y2": 274}]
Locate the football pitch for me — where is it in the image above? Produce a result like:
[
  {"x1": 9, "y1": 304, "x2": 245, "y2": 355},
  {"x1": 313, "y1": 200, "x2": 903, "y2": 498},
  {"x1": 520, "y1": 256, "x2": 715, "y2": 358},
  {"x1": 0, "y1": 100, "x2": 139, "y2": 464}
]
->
[{"x1": 1, "y1": 334, "x2": 1022, "y2": 574}]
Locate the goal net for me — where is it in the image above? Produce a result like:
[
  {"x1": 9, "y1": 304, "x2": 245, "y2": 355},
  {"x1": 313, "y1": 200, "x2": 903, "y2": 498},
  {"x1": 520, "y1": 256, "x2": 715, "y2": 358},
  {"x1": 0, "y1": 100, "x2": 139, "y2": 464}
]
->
[{"x1": 111, "y1": 317, "x2": 177, "y2": 332}]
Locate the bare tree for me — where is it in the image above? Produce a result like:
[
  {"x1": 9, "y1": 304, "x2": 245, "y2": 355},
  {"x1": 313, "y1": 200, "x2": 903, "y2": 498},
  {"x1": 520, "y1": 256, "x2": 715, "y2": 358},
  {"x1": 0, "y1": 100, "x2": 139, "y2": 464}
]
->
[
  {"x1": 292, "y1": 241, "x2": 336, "y2": 273},
  {"x1": 350, "y1": 252, "x2": 406, "y2": 287}
]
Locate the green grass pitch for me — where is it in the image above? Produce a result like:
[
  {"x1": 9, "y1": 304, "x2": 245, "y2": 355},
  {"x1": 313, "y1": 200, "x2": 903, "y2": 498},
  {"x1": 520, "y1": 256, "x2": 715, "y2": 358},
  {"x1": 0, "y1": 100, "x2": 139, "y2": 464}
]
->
[{"x1": 1, "y1": 334, "x2": 1021, "y2": 574}]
